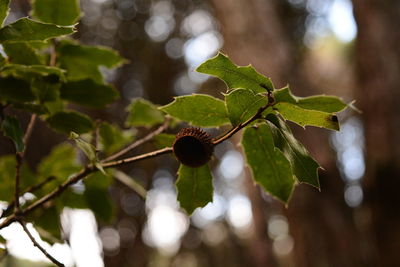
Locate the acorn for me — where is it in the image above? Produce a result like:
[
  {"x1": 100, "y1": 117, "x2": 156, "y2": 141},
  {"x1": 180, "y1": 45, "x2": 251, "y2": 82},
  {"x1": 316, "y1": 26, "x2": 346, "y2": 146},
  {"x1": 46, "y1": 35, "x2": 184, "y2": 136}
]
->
[{"x1": 173, "y1": 128, "x2": 214, "y2": 168}]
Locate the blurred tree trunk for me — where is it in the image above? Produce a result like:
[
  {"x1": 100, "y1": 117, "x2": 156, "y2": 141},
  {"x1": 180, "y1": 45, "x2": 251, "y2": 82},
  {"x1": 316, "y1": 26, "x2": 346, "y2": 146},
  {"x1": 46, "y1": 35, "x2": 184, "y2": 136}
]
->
[
  {"x1": 352, "y1": 1, "x2": 400, "y2": 266},
  {"x1": 209, "y1": 0, "x2": 365, "y2": 266}
]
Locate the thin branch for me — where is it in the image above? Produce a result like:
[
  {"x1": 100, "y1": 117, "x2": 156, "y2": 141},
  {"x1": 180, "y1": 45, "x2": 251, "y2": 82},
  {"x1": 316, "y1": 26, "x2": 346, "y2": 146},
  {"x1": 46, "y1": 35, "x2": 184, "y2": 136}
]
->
[
  {"x1": 18, "y1": 220, "x2": 65, "y2": 267},
  {"x1": 14, "y1": 153, "x2": 23, "y2": 212},
  {"x1": 0, "y1": 147, "x2": 173, "y2": 229},
  {"x1": 102, "y1": 117, "x2": 171, "y2": 162},
  {"x1": 23, "y1": 114, "x2": 37, "y2": 147},
  {"x1": 1, "y1": 96, "x2": 273, "y2": 230},
  {"x1": 212, "y1": 100, "x2": 274, "y2": 145},
  {"x1": 2, "y1": 176, "x2": 56, "y2": 218}
]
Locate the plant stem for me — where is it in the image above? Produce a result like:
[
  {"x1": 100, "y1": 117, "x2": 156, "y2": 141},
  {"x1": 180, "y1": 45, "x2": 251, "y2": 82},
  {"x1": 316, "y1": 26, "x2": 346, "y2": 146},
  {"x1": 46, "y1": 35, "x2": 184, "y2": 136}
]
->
[
  {"x1": 18, "y1": 220, "x2": 65, "y2": 267},
  {"x1": 102, "y1": 117, "x2": 171, "y2": 162}
]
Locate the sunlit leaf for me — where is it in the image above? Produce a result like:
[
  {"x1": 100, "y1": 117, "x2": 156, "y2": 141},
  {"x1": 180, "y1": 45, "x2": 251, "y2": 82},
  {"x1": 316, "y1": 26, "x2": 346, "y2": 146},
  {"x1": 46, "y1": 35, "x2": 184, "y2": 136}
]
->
[
  {"x1": 32, "y1": 0, "x2": 80, "y2": 26},
  {"x1": 196, "y1": 52, "x2": 274, "y2": 93},
  {"x1": 274, "y1": 87, "x2": 348, "y2": 113},
  {"x1": 0, "y1": 18, "x2": 75, "y2": 43},
  {"x1": 176, "y1": 164, "x2": 213, "y2": 215},
  {"x1": 225, "y1": 88, "x2": 267, "y2": 126},
  {"x1": 274, "y1": 102, "x2": 340, "y2": 130},
  {"x1": 241, "y1": 123, "x2": 295, "y2": 203},
  {"x1": 160, "y1": 94, "x2": 230, "y2": 127},
  {"x1": 0, "y1": 0, "x2": 10, "y2": 26}
]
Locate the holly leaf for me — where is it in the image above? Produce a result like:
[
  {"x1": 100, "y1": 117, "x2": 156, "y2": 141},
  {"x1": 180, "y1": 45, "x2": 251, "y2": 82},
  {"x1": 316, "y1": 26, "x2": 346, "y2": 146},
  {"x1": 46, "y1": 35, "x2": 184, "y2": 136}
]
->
[
  {"x1": 274, "y1": 102, "x2": 339, "y2": 130},
  {"x1": 0, "y1": 18, "x2": 75, "y2": 43},
  {"x1": 125, "y1": 98, "x2": 164, "y2": 128},
  {"x1": 32, "y1": 0, "x2": 81, "y2": 26},
  {"x1": 46, "y1": 111, "x2": 94, "y2": 134},
  {"x1": 176, "y1": 164, "x2": 213, "y2": 215},
  {"x1": 241, "y1": 123, "x2": 295, "y2": 203},
  {"x1": 266, "y1": 114, "x2": 321, "y2": 187},
  {"x1": 57, "y1": 40, "x2": 125, "y2": 83},
  {"x1": 196, "y1": 52, "x2": 274, "y2": 93},
  {"x1": 1, "y1": 115, "x2": 24, "y2": 152},
  {"x1": 274, "y1": 87, "x2": 347, "y2": 113},
  {"x1": 1, "y1": 64, "x2": 66, "y2": 81},
  {"x1": 3, "y1": 42, "x2": 44, "y2": 65},
  {"x1": 225, "y1": 88, "x2": 267, "y2": 126},
  {"x1": 160, "y1": 94, "x2": 230, "y2": 127},
  {"x1": 60, "y1": 79, "x2": 119, "y2": 108},
  {"x1": 0, "y1": 0, "x2": 10, "y2": 26}
]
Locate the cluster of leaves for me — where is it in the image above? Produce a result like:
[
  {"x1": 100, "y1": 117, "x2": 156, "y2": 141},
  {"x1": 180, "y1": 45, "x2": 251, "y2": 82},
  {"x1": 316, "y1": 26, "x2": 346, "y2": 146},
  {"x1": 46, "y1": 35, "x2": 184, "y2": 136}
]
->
[
  {"x1": 0, "y1": 0, "x2": 132, "y2": 246},
  {"x1": 0, "y1": 0, "x2": 350, "y2": 256},
  {"x1": 159, "y1": 53, "x2": 349, "y2": 213}
]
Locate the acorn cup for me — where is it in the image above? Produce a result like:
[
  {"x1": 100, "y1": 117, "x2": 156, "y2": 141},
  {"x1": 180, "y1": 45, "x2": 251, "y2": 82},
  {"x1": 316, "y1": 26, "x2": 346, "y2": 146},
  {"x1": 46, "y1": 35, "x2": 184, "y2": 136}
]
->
[{"x1": 173, "y1": 128, "x2": 214, "y2": 168}]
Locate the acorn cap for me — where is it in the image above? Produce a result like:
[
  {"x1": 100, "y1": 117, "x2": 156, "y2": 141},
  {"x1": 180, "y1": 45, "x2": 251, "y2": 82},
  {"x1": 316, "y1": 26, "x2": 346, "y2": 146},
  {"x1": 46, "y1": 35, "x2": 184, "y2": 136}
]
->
[{"x1": 173, "y1": 128, "x2": 214, "y2": 168}]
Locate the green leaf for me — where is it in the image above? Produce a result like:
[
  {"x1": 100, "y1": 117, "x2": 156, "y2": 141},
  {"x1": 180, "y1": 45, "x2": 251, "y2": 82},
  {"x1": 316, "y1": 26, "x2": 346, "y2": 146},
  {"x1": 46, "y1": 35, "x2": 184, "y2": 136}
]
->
[
  {"x1": 38, "y1": 143, "x2": 80, "y2": 182},
  {"x1": 46, "y1": 111, "x2": 94, "y2": 134},
  {"x1": 125, "y1": 98, "x2": 164, "y2": 128},
  {"x1": 225, "y1": 88, "x2": 267, "y2": 126},
  {"x1": 2, "y1": 42, "x2": 44, "y2": 65},
  {"x1": 241, "y1": 123, "x2": 294, "y2": 203},
  {"x1": 60, "y1": 79, "x2": 119, "y2": 108},
  {"x1": 69, "y1": 132, "x2": 96, "y2": 162},
  {"x1": 57, "y1": 40, "x2": 125, "y2": 82},
  {"x1": 0, "y1": 0, "x2": 10, "y2": 26},
  {"x1": 70, "y1": 132, "x2": 105, "y2": 174},
  {"x1": 274, "y1": 87, "x2": 347, "y2": 113},
  {"x1": 0, "y1": 18, "x2": 75, "y2": 43},
  {"x1": 160, "y1": 94, "x2": 230, "y2": 127},
  {"x1": 32, "y1": 0, "x2": 80, "y2": 26},
  {"x1": 176, "y1": 164, "x2": 213, "y2": 215},
  {"x1": 274, "y1": 102, "x2": 339, "y2": 130},
  {"x1": 84, "y1": 172, "x2": 114, "y2": 222},
  {"x1": 0, "y1": 155, "x2": 36, "y2": 201},
  {"x1": 153, "y1": 133, "x2": 175, "y2": 149},
  {"x1": 266, "y1": 114, "x2": 320, "y2": 187},
  {"x1": 1, "y1": 115, "x2": 24, "y2": 152},
  {"x1": 99, "y1": 122, "x2": 134, "y2": 155},
  {"x1": 297, "y1": 96, "x2": 347, "y2": 113},
  {"x1": 0, "y1": 77, "x2": 34, "y2": 102},
  {"x1": 196, "y1": 52, "x2": 274, "y2": 93},
  {"x1": 1, "y1": 64, "x2": 66, "y2": 81}
]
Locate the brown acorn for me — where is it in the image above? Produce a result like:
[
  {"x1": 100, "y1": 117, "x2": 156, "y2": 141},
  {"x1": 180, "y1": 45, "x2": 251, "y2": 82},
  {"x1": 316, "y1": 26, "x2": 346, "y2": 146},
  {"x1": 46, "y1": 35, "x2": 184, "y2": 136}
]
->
[{"x1": 173, "y1": 128, "x2": 214, "y2": 168}]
